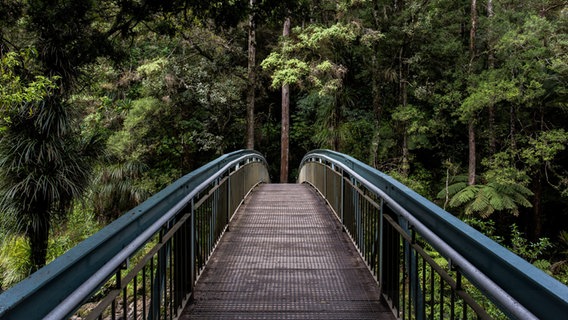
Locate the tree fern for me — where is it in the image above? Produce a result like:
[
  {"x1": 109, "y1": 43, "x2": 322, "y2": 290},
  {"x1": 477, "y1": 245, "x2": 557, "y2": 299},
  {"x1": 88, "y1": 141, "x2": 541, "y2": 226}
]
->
[
  {"x1": 448, "y1": 184, "x2": 479, "y2": 208},
  {"x1": 440, "y1": 177, "x2": 533, "y2": 218}
]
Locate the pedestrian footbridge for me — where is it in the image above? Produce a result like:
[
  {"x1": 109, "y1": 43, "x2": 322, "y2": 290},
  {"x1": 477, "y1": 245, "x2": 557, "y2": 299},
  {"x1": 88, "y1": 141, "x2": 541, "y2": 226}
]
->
[{"x1": 0, "y1": 150, "x2": 567, "y2": 319}]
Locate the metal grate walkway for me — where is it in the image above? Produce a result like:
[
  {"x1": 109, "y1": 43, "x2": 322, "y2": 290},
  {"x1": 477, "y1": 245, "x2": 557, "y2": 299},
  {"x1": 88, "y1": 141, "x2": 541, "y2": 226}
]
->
[{"x1": 180, "y1": 183, "x2": 395, "y2": 319}]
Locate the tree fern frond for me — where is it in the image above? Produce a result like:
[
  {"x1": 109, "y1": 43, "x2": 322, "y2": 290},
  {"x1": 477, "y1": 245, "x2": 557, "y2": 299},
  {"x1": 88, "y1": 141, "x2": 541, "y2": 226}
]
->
[
  {"x1": 469, "y1": 187, "x2": 490, "y2": 213},
  {"x1": 451, "y1": 175, "x2": 470, "y2": 183},
  {"x1": 508, "y1": 183, "x2": 534, "y2": 197},
  {"x1": 442, "y1": 181, "x2": 468, "y2": 198},
  {"x1": 449, "y1": 185, "x2": 479, "y2": 207}
]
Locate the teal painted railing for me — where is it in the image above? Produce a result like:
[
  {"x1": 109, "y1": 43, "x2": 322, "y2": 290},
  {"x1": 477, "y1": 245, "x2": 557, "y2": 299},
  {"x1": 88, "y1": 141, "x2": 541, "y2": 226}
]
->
[
  {"x1": 299, "y1": 149, "x2": 568, "y2": 320},
  {"x1": 0, "y1": 150, "x2": 269, "y2": 319}
]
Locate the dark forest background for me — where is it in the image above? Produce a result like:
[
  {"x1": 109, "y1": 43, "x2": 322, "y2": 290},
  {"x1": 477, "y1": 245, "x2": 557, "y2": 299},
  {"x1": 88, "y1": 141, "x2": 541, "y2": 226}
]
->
[{"x1": 1, "y1": 0, "x2": 567, "y2": 289}]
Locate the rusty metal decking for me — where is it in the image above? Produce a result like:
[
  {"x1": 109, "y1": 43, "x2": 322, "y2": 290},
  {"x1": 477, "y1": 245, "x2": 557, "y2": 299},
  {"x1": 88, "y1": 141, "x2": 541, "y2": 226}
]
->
[{"x1": 180, "y1": 184, "x2": 395, "y2": 319}]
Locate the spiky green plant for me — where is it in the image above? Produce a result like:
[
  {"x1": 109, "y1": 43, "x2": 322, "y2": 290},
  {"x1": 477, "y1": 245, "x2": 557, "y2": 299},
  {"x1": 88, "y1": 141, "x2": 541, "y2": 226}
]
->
[
  {"x1": 0, "y1": 236, "x2": 32, "y2": 289},
  {"x1": 437, "y1": 175, "x2": 533, "y2": 218},
  {"x1": 0, "y1": 96, "x2": 102, "y2": 271}
]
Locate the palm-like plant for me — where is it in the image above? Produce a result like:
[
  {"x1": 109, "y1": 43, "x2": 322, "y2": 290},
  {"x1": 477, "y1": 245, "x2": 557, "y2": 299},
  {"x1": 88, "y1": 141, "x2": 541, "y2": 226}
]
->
[
  {"x1": 0, "y1": 97, "x2": 101, "y2": 271},
  {"x1": 438, "y1": 175, "x2": 533, "y2": 218}
]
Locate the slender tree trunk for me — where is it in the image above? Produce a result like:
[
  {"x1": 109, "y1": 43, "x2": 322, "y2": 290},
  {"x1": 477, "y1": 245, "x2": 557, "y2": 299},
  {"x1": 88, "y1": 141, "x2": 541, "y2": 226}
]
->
[
  {"x1": 370, "y1": 52, "x2": 382, "y2": 168},
  {"x1": 487, "y1": 0, "x2": 496, "y2": 155},
  {"x1": 28, "y1": 208, "x2": 50, "y2": 272},
  {"x1": 399, "y1": 47, "x2": 409, "y2": 176},
  {"x1": 468, "y1": 0, "x2": 478, "y2": 186},
  {"x1": 402, "y1": 126, "x2": 409, "y2": 176},
  {"x1": 529, "y1": 106, "x2": 546, "y2": 239},
  {"x1": 246, "y1": 0, "x2": 256, "y2": 149},
  {"x1": 488, "y1": 102, "x2": 496, "y2": 155},
  {"x1": 331, "y1": 95, "x2": 340, "y2": 151},
  {"x1": 469, "y1": 0, "x2": 478, "y2": 65},
  {"x1": 280, "y1": 17, "x2": 291, "y2": 183},
  {"x1": 370, "y1": 4, "x2": 382, "y2": 168},
  {"x1": 468, "y1": 119, "x2": 476, "y2": 185}
]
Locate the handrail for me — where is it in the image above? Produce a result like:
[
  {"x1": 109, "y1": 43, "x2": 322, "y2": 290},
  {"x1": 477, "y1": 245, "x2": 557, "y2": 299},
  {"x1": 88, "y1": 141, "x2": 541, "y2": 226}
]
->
[
  {"x1": 299, "y1": 149, "x2": 568, "y2": 320},
  {"x1": 0, "y1": 150, "x2": 269, "y2": 319}
]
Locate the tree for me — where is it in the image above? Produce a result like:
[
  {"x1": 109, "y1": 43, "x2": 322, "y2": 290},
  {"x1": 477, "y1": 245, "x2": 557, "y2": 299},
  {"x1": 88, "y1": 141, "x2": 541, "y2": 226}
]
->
[
  {"x1": 280, "y1": 17, "x2": 291, "y2": 183},
  {"x1": 0, "y1": 0, "x2": 130, "y2": 270},
  {"x1": 246, "y1": 0, "x2": 257, "y2": 149},
  {"x1": 468, "y1": 0, "x2": 478, "y2": 186},
  {"x1": 439, "y1": 175, "x2": 533, "y2": 218},
  {"x1": 261, "y1": 18, "x2": 361, "y2": 149},
  {"x1": 0, "y1": 50, "x2": 101, "y2": 270}
]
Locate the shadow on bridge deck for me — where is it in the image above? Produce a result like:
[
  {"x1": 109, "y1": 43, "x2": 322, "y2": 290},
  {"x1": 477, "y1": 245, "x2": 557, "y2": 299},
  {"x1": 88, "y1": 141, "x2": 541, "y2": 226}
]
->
[{"x1": 180, "y1": 183, "x2": 395, "y2": 319}]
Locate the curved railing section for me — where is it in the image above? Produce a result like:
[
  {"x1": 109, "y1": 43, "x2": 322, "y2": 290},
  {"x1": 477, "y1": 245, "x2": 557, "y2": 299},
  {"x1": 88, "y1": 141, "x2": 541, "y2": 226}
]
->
[
  {"x1": 299, "y1": 149, "x2": 568, "y2": 320},
  {"x1": 0, "y1": 150, "x2": 269, "y2": 320}
]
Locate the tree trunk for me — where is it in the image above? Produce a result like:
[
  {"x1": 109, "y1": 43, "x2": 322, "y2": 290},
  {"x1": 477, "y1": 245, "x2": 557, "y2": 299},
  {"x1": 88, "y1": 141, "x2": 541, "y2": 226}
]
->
[
  {"x1": 280, "y1": 17, "x2": 291, "y2": 183},
  {"x1": 529, "y1": 105, "x2": 546, "y2": 240},
  {"x1": 246, "y1": 0, "x2": 256, "y2": 149},
  {"x1": 488, "y1": 102, "x2": 496, "y2": 155},
  {"x1": 28, "y1": 210, "x2": 50, "y2": 272},
  {"x1": 487, "y1": 0, "x2": 496, "y2": 155},
  {"x1": 399, "y1": 47, "x2": 409, "y2": 177},
  {"x1": 401, "y1": 126, "x2": 409, "y2": 176},
  {"x1": 332, "y1": 95, "x2": 340, "y2": 151},
  {"x1": 468, "y1": 119, "x2": 476, "y2": 185},
  {"x1": 370, "y1": 52, "x2": 382, "y2": 168},
  {"x1": 469, "y1": 0, "x2": 478, "y2": 66},
  {"x1": 468, "y1": 0, "x2": 478, "y2": 186}
]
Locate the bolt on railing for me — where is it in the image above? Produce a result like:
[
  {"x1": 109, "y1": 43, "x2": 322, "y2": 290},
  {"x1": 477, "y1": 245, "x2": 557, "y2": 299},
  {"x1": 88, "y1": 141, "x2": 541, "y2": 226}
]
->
[
  {"x1": 299, "y1": 150, "x2": 568, "y2": 320},
  {"x1": 0, "y1": 150, "x2": 269, "y2": 320}
]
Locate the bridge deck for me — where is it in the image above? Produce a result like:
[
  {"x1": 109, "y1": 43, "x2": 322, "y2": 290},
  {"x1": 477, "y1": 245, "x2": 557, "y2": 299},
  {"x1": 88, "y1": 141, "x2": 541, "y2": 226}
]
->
[{"x1": 181, "y1": 183, "x2": 395, "y2": 319}]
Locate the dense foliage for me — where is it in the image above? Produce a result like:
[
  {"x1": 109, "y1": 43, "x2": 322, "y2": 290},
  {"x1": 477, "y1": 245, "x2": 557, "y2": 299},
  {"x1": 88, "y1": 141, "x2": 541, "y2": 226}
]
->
[{"x1": 1, "y1": 0, "x2": 567, "y2": 289}]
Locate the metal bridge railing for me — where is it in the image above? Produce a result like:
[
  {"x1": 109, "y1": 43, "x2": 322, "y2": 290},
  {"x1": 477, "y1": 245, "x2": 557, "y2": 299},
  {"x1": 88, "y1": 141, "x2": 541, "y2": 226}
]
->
[
  {"x1": 0, "y1": 150, "x2": 269, "y2": 320},
  {"x1": 299, "y1": 149, "x2": 568, "y2": 320}
]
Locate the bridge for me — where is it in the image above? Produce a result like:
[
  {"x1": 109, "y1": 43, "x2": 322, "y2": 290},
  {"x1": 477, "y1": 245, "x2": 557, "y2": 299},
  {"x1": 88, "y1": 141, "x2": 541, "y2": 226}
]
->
[{"x1": 0, "y1": 150, "x2": 567, "y2": 319}]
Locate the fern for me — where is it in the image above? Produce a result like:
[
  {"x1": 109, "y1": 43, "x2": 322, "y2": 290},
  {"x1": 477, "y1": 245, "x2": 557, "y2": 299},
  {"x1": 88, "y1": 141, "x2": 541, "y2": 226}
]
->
[
  {"x1": 443, "y1": 178, "x2": 533, "y2": 218},
  {"x1": 448, "y1": 185, "x2": 479, "y2": 207}
]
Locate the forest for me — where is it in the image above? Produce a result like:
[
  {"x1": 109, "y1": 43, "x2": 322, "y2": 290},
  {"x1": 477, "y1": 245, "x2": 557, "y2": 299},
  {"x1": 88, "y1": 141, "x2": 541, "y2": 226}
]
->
[{"x1": 0, "y1": 0, "x2": 567, "y2": 291}]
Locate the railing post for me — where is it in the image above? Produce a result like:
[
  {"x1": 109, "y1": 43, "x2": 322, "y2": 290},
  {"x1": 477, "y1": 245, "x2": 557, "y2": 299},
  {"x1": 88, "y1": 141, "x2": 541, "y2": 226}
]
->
[
  {"x1": 149, "y1": 228, "x2": 168, "y2": 320},
  {"x1": 353, "y1": 177, "x2": 362, "y2": 251},
  {"x1": 409, "y1": 227, "x2": 424, "y2": 320},
  {"x1": 378, "y1": 198, "x2": 384, "y2": 295},
  {"x1": 340, "y1": 170, "x2": 345, "y2": 224},
  {"x1": 323, "y1": 161, "x2": 327, "y2": 197},
  {"x1": 382, "y1": 208, "x2": 400, "y2": 312},
  {"x1": 227, "y1": 172, "x2": 231, "y2": 230},
  {"x1": 190, "y1": 198, "x2": 196, "y2": 297}
]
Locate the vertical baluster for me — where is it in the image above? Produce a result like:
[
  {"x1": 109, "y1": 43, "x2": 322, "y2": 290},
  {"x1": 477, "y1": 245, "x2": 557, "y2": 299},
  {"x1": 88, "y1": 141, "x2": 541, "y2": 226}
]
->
[
  {"x1": 450, "y1": 269, "x2": 456, "y2": 320},
  {"x1": 143, "y1": 264, "x2": 147, "y2": 320},
  {"x1": 169, "y1": 236, "x2": 174, "y2": 319},
  {"x1": 430, "y1": 264, "x2": 434, "y2": 320},
  {"x1": 133, "y1": 272, "x2": 138, "y2": 320},
  {"x1": 122, "y1": 276, "x2": 127, "y2": 320},
  {"x1": 439, "y1": 273, "x2": 444, "y2": 320},
  {"x1": 422, "y1": 255, "x2": 427, "y2": 320},
  {"x1": 402, "y1": 233, "x2": 407, "y2": 320}
]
